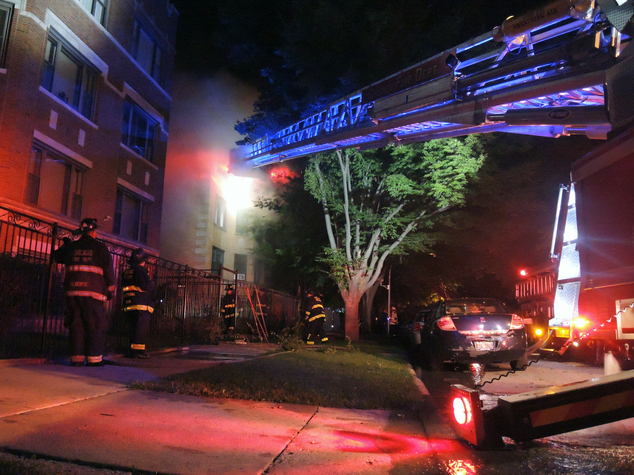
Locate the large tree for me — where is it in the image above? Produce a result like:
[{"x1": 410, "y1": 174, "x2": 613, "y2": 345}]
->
[{"x1": 305, "y1": 136, "x2": 485, "y2": 341}]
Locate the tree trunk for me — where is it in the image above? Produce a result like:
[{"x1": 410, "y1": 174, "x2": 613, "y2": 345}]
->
[
  {"x1": 344, "y1": 292, "x2": 362, "y2": 342},
  {"x1": 363, "y1": 276, "x2": 382, "y2": 332}
]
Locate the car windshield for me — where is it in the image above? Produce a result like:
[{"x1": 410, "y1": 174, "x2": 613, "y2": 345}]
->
[{"x1": 445, "y1": 299, "x2": 507, "y2": 315}]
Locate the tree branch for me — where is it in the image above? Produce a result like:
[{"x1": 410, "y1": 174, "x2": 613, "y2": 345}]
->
[
  {"x1": 314, "y1": 160, "x2": 338, "y2": 250},
  {"x1": 337, "y1": 150, "x2": 353, "y2": 261}
]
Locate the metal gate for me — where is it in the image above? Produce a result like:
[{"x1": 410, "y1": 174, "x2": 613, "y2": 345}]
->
[{"x1": 0, "y1": 205, "x2": 299, "y2": 359}]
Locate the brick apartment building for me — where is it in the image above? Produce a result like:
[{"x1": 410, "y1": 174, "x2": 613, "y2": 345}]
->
[{"x1": 0, "y1": 0, "x2": 177, "y2": 252}]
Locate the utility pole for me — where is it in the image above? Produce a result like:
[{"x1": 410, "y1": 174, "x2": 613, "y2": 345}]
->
[{"x1": 381, "y1": 267, "x2": 392, "y2": 335}]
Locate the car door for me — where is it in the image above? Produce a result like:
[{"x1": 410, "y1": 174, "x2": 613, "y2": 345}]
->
[{"x1": 421, "y1": 303, "x2": 441, "y2": 345}]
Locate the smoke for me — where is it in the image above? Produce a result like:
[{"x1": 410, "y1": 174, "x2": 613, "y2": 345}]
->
[{"x1": 160, "y1": 70, "x2": 268, "y2": 266}]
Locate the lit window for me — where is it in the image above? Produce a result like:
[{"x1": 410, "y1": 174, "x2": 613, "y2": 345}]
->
[
  {"x1": 132, "y1": 19, "x2": 163, "y2": 85},
  {"x1": 113, "y1": 189, "x2": 149, "y2": 243},
  {"x1": 121, "y1": 99, "x2": 157, "y2": 162},
  {"x1": 211, "y1": 247, "x2": 224, "y2": 272},
  {"x1": 25, "y1": 144, "x2": 84, "y2": 220},
  {"x1": 214, "y1": 195, "x2": 226, "y2": 230},
  {"x1": 41, "y1": 31, "x2": 98, "y2": 121},
  {"x1": 78, "y1": 0, "x2": 108, "y2": 26},
  {"x1": 0, "y1": 1, "x2": 14, "y2": 67}
]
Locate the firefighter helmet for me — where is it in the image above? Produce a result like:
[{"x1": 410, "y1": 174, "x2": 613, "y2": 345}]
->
[
  {"x1": 74, "y1": 218, "x2": 99, "y2": 235},
  {"x1": 130, "y1": 248, "x2": 149, "y2": 265}
]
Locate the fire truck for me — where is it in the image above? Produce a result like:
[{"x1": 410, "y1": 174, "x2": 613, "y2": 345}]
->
[
  {"x1": 515, "y1": 261, "x2": 556, "y2": 345},
  {"x1": 546, "y1": 125, "x2": 634, "y2": 365}
]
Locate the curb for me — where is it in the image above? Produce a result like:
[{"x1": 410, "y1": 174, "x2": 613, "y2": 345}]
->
[
  {"x1": 0, "y1": 358, "x2": 47, "y2": 367},
  {"x1": 407, "y1": 363, "x2": 430, "y2": 396}
]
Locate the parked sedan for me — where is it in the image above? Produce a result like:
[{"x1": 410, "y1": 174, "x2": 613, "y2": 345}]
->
[{"x1": 420, "y1": 298, "x2": 527, "y2": 371}]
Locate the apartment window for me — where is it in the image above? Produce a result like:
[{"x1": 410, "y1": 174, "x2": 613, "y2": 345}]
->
[
  {"x1": 0, "y1": 1, "x2": 14, "y2": 67},
  {"x1": 114, "y1": 189, "x2": 149, "y2": 243},
  {"x1": 214, "y1": 195, "x2": 226, "y2": 230},
  {"x1": 122, "y1": 99, "x2": 157, "y2": 162},
  {"x1": 132, "y1": 19, "x2": 163, "y2": 85},
  {"x1": 25, "y1": 144, "x2": 84, "y2": 220},
  {"x1": 41, "y1": 31, "x2": 98, "y2": 121},
  {"x1": 211, "y1": 247, "x2": 224, "y2": 273},
  {"x1": 78, "y1": 0, "x2": 108, "y2": 26},
  {"x1": 234, "y1": 254, "x2": 247, "y2": 280}
]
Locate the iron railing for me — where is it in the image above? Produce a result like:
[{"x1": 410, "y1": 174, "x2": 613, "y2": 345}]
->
[{"x1": 0, "y1": 205, "x2": 299, "y2": 359}]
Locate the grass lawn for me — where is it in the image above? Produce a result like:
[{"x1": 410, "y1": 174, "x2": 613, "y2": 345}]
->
[{"x1": 133, "y1": 339, "x2": 423, "y2": 410}]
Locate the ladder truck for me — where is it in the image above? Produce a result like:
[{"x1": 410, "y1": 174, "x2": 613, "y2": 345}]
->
[{"x1": 547, "y1": 125, "x2": 634, "y2": 366}]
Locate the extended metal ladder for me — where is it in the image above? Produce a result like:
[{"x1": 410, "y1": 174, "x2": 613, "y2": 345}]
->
[
  {"x1": 242, "y1": 0, "x2": 634, "y2": 168},
  {"x1": 244, "y1": 287, "x2": 269, "y2": 342}
]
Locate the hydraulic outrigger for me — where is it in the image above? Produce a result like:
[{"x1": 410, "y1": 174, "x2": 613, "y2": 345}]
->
[{"x1": 451, "y1": 368, "x2": 634, "y2": 448}]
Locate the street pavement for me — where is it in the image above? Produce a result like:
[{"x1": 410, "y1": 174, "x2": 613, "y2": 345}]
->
[
  {"x1": 2, "y1": 344, "x2": 634, "y2": 474},
  {"x1": 0, "y1": 343, "x2": 465, "y2": 475}
]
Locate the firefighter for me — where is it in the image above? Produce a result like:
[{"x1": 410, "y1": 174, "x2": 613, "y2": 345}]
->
[
  {"x1": 221, "y1": 285, "x2": 236, "y2": 335},
  {"x1": 122, "y1": 248, "x2": 155, "y2": 358},
  {"x1": 52, "y1": 218, "x2": 115, "y2": 367},
  {"x1": 304, "y1": 289, "x2": 328, "y2": 345}
]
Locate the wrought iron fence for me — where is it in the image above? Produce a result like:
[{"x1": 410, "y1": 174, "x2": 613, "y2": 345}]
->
[{"x1": 0, "y1": 205, "x2": 299, "y2": 359}]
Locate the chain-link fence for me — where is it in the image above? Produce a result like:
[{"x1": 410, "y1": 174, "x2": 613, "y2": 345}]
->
[{"x1": 0, "y1": 205, "x2": 299, "y2": 359}]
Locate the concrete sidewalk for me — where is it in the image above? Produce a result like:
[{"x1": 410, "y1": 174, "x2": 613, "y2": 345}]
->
[{"x1": 0, "y1": 343, "x2": 461, "y2": 474}]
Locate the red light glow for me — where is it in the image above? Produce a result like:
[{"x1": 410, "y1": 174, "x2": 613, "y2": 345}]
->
[
  {"x1": 520, "y1": 269, "x2": 528, "y2": 277},
  {"x1": 453, "y1": 397, "x2": 472, "y2": 425},
  {"x1": 445, "y1": 460, "x2": 477, "y2": 475},
  {"x1": 509, "y1": 314, "x2": 524, "y2": 329},
  {"x1": 438, "y1": 316, "x2": 458, "y2": 331},
  {"x1": 269, "y1": 166, "x2": 298, "y2": 184}
]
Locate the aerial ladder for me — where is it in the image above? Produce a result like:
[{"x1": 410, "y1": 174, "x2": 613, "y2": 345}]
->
[{"x1": 237, "y1": 0, "x2": 634, "y2": 169}]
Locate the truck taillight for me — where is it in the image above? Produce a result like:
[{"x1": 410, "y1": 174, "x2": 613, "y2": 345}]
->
[
  {"x1": 453, "y1": 395, "x2": 472, "y2": 425},
  {"x1": 450, "y1": 385, "x2": 486, "y2": 446},
  {"x1": 438, "y1": 316, "x2": 458, "y2": 331},
  {"x1": 510, "y1": 314, "x2": 524, "y2": 330},
  {"x1": 574, "y1": 317, "x2": 590, "y2": 329}
]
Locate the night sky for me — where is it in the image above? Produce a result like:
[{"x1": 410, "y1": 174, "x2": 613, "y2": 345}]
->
[{"x1": 170, "y1": 0, "x2": 539, "y2": 80}]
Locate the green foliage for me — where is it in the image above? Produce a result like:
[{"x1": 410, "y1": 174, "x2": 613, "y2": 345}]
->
[
  {"x1": 250, "y1": 170, "x2": 337, "y2": 298},
  {"x1": 272, "y1": 319, "x2": 306, "y2": 351},
  {"x1": 305, "y1": 137, "x2": 485, "y2": 299},
  {"x1": 426, "y1": 134, "x2": 597, "y2": 300}
]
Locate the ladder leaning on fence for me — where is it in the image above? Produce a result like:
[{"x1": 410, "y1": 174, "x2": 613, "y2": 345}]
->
[{"x1": 244, "y1": 286, "x2": 269, "y2": 342}]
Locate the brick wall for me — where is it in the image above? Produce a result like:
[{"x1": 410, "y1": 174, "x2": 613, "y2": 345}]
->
[{"x1": 0, "y1": 0, "x2": 176, "y2": 251}]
